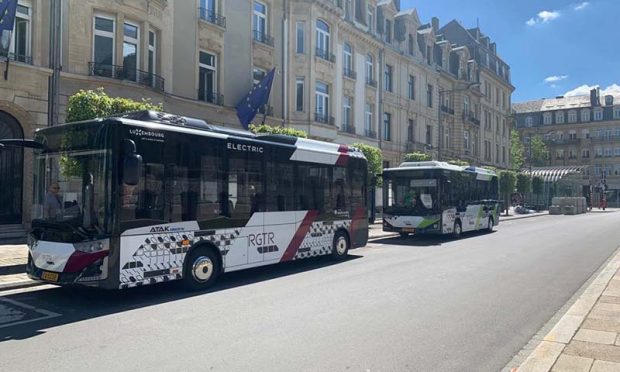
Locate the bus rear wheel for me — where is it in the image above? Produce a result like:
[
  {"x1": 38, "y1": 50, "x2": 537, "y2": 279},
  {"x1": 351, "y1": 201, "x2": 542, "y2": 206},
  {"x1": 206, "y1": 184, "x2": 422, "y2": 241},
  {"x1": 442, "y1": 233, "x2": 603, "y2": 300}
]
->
[
  {"x1": 182, "y1": 246, "x2": 220, "y2": 291},
  {"x1": 332, "y1": 231, "x2": 349, "y2": 260},
  {"x1": 453, "y1": 221, "x2": 462, "y2": 239}
]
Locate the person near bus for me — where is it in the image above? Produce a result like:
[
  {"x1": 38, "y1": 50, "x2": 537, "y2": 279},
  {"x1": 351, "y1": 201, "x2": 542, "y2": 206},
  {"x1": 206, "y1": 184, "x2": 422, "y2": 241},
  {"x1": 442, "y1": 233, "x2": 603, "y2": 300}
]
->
[{"x1": 44, "y1": 182, "x2": 63, "y2": 219}]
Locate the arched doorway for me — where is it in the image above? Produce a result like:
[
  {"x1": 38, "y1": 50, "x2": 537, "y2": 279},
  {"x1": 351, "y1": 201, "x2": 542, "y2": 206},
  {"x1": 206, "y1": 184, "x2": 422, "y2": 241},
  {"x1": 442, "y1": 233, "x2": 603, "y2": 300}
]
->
[{"x1": 0, "y1": 111, "x2": 24, "y2": 225}]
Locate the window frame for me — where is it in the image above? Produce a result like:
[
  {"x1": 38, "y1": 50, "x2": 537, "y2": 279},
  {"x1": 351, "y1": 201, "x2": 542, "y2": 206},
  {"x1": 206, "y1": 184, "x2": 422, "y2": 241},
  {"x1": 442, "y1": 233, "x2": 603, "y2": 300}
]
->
[
  {"x1": 316, "y1": 19, "x2": 331, "y2": 54},
  {"x1": 10, "y1": 1, "x2": 32, "y2": 60},
  {"x1": 383, "y1": 112, "x2": 391, "y2": 141},
  {"x1": 92, "y1": 14, "x2": 116, "y2": 66},
  {"x1": 253, "y1": 1, "x2": 268, "y2": 36},
  {"x1": 295, "y1": 77, "x2": 305, "y2": 112},
  {"x1": 315, "y1": 80, "x2": 330, "y2": 118},
  {"x1": 295, "y1": 21, "x2": 305, "y2": 54}
]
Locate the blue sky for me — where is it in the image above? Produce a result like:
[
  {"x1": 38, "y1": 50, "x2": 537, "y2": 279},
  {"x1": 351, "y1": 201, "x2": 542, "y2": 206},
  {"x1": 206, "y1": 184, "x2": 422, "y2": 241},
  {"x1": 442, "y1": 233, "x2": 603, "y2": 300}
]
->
[{"x1": 401, "y1": 0, "x2": 620, "y2": 103}]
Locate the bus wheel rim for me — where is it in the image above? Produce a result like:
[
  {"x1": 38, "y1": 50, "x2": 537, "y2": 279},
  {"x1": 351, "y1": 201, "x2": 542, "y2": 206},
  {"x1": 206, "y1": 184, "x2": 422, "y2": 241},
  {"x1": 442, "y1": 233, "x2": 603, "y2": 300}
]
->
[
  {"x1": 456, "y1": 224, "x2": 461, "y2": 235},
  {"x1": 192, "y1": 256, "x2": 214, "y2": 282},
  {"x1": 335, "y1": 236, "x2": 347, "y2": 255}
]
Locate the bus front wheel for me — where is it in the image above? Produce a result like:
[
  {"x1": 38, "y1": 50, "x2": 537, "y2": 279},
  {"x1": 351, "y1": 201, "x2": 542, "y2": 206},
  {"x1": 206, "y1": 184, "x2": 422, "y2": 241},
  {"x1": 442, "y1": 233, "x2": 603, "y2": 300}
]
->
[
  {"x1": 399, "y1": 232, "x2": 409, "y2": 238},
  {"x1": 453, "y1": 221, "x2": 462, "y2": 239},
  {"x1": 487, "y1": 217, "x2": 494, "y2": 233},
  {"x1": 332, "y1": 231, "x2": 350, "y2": 260},
  {"x1": 183, "y1": 246, "x2": 220, "y2": 291}
]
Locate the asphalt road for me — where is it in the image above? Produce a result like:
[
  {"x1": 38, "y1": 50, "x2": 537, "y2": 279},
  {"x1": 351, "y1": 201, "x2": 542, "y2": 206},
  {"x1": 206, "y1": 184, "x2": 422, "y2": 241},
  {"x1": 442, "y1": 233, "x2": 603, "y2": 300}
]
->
[{"x1": 1, "y1": 213, "x2": 620, "y2": 371}]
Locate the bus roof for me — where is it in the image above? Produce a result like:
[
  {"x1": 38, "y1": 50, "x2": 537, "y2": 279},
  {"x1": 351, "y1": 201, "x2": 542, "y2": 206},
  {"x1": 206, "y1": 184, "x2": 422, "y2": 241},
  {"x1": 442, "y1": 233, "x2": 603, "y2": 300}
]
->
[
  {"x1": 384, "y1": 161, "x2": 497, "y2": 177},
  {"x1": 47, "y1": 110, "x2": 366, "y2": 164}
]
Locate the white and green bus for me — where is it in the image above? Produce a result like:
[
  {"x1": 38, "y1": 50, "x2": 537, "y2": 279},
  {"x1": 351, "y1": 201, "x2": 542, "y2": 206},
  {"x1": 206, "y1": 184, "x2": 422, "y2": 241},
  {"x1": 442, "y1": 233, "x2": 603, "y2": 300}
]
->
[{"x1": 382, "y1": 161, "x2": 500, "y2": 238}]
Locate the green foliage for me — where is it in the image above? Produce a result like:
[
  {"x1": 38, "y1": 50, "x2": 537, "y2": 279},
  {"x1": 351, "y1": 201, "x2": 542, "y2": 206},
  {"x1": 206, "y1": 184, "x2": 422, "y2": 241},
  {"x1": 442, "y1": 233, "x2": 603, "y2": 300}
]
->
[
  {"x1": 404, "y1": 152, "x2": 432, "y2": 162},
  {"x1": 510, "y1": 130, "x2": 525, "y2": 171},
  {"x1": 66, "y1": 88, "x2": 162, "y2": 122},
  {"x1": 446, "y1": 159, "x2": 469, "y2": 166},
  {"x1": 249, "y1": 124, "x2": 308, "y2": 138},
  {"x1": 532, "y1": 176, "x2": 544, "y2": 195},
  {"x1": 353, "y1": 143, "x2": 383, "y2": 186},
  {"x1": 499, "y1": 171, "x2": 517, "y2": 195},
  {"x1": 516, "y1": 173, "x2": 532, "y2": 194},
  {"x1": 530, "y1": 135, "x2": 549, "y2": 167}
]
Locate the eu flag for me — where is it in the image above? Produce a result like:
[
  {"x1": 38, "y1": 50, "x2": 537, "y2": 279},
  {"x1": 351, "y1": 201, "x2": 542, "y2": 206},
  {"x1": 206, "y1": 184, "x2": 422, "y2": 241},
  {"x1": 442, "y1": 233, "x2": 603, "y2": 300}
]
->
[
  {"x1": 236, "y1": 67, "x2": 276, "y2": 129},
  {"x1": 0, "y1": 0, "x2": 17, "y2": 32}
]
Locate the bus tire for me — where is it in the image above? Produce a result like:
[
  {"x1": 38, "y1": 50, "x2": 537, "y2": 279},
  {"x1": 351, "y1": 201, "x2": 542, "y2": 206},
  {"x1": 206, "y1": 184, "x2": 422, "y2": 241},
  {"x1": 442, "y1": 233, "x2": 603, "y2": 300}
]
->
[
  {"x1": 487, "y1": 217, "x2": 494, "y2": 233},
  {"x1": 332, "y1": 231, "x2": 349, "y2": 260},
  {"x1": 453, "y1": 221, "x2": 462, "y2": 239},
  {"x1": 399, "y1": 232, "x2": 409, "y2": 238},
  {"x1": 182, "y1": 246, "x2": 220, "y2": 291}
]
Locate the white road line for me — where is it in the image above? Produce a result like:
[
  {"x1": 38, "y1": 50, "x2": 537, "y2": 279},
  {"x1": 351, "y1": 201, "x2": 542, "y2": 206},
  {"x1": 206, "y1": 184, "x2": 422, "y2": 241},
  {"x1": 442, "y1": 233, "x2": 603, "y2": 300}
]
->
[{"x1": 0, "y1": 297, "x2": 61, "y2": 329}]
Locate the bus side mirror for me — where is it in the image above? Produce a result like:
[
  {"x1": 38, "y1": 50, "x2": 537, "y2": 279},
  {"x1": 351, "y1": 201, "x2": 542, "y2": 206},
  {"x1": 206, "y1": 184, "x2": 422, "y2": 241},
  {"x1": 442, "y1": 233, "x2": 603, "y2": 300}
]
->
[{"x1": 123, "y1": 154, "x2": 142, "y2": 186}]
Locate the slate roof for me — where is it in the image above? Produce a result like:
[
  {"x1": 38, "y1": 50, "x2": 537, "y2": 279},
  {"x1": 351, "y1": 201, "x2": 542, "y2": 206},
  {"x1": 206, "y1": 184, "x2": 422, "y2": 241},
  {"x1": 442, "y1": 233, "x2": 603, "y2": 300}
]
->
[{"x1": 513, "y1": 94, "x2": 620, "y2": 114}]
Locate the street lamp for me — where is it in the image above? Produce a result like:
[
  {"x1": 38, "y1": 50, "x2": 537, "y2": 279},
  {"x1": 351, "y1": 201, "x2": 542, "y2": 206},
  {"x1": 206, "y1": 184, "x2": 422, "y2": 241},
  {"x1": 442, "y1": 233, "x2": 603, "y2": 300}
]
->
[{"x1": 438, "y1": 82, "x2": 481, "y2": 161}]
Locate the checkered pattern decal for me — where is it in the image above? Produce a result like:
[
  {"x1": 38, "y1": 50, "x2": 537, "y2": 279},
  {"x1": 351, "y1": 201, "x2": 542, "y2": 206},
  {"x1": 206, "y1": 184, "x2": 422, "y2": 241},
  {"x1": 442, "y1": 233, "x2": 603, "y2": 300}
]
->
[
  {"x1": 119, "y1": 229, "x2": 241, "y2": 289},
  {"x1": 293, "y1": 220, "x2": 350, "y2": 260}
]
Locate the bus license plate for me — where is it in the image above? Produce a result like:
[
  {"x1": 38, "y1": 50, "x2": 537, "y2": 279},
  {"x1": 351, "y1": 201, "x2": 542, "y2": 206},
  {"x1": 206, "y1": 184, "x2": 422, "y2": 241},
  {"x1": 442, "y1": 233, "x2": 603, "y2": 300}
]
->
[
  {"x1": 402, "y1": 227, "x2": 416, "y2": 233},
  {"x1": 41, "y1": 271, "x2": 59, "y2": 282}
]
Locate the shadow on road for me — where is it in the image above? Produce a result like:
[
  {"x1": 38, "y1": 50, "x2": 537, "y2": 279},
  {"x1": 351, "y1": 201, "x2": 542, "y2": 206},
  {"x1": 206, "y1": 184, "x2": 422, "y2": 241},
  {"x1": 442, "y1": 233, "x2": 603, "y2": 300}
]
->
[
  {"x1": 371, "y1": 230, "x2": 496, "y2": 247},
  {"x1": 0, "y1": 254, "x2": 362, "y2": 342}
]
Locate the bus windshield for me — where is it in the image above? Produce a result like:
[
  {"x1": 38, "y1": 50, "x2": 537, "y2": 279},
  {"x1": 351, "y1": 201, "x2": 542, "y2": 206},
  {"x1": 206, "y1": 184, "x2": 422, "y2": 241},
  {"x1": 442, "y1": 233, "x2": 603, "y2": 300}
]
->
[
  {"x1": 385, "y1": 172, "x2": 439, "y2": 215},
  {"x1": 31, "y1": 123, "x2": 112, "y2": 241}
]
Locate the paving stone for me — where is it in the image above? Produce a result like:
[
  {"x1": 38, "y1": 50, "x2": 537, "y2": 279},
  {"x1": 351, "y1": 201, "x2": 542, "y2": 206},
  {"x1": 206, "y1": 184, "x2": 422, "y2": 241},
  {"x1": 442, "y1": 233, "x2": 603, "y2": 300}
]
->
[
  {"x1": 581, "y1": 318, "x2": 620, "y2": 334},
  {"x1": 563, "y1": 340, "x2": 620, "y2": 363},
  {"x1": 596, "y1": 303, "x2": 620, "y2": 312},
  {"x1": 544, "y1": 315, "x2": 585, "y2": 344},
  {"x1": 603, "y1": 289, "x2": 620, "y2": 297},
  {"x1": 518, "y1": 341, "x2": 566, "y2": 372},
  {"x1": 574, "y1": 329, "x2": 617, "y2": 345},
  {"x1": 590, "y1": 360, "x2": 620, "y2": 372},
  {"x1": 599, "y1": 296, "x2": 620, "y2": 305},
  {"x1": 587, "y1": 308, "x2": 620, "y2": 322},
  {"x1": 550, "y1": 354, "x2": 593, "y2": 372}
]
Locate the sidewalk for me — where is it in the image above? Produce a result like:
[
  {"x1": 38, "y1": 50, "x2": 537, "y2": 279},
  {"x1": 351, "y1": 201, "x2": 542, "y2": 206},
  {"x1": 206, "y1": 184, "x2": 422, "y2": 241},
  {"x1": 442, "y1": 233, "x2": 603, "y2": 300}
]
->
[{"x1": 516, "y1": 248, "x2": 620, "y2": 372}]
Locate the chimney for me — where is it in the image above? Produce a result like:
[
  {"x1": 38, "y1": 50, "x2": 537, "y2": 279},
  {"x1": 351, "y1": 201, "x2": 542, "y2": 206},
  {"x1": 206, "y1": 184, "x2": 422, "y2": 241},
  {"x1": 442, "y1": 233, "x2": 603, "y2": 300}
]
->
[
  {"x1": 590, "y1": 88, "x2": 600, "y2": 106},
  {"x1": 490, "y1": 42, "x2": 496, "y2": 54},
  {"x1": 431, "y1": 17, "x2": 439, "y2": 33}
]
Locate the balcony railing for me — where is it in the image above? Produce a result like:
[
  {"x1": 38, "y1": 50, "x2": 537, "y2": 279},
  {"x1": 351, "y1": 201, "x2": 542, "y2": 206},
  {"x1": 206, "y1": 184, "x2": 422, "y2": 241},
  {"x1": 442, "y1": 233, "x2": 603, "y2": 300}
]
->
[
  {"x1": 544, "y1": 138, "x2": 581, "y2": 145},
  {"x1": 441, "y1": 105, "x2": 454, "y2": 115},
  {"x1": 0, "y1": 51, "x2": 32, "y2": 65},
  {"x1": 315, "y1": 112, "x2": 335, "y2": 125},
  {"x1": 462, "y1": 111, "x2": 480, "y2": 125},
  {"x1": 591, "y1": 136, "x2": 620, "y2": 143},
  {"x1": 366, "y1": 77, "x2": 377, "y2": 88},
  {"x1": 315, "y1": 47, "x2": 335, "y2": 63},
  {"x1": 198, "y1": 90, "x2": 224, "y2": 106},
  {"x1": 198, "y1": 7, "x2": 226, "y2": 28},
  {"x1": 253, "y1": 30, "x2": 274, "y2": 46},
  {"x1": 364, "y1": 129, "x2": 377, "y2": 139},
  {"x1": 343, "y1": 68, "x2": 356, "y2": 80},
  {"x1": 341, "y1": 124, "x2": 356, "y2": 135},
  {"x1": 88, "y1": 62, "x2": 165, "y2": 92}
]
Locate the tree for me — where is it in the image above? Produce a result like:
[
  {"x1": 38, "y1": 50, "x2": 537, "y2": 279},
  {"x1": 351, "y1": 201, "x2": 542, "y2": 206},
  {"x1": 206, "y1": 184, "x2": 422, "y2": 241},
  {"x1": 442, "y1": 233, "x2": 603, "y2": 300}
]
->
[
  {"x1": 532, "y1": 175, "x2": 544, "y2": 208},
  {"x1": 530, "y1": 135, "x2": 549, "y2": 166},
  {"x1": 499, "y1": 171, "x2": 517, "y2": 216},
  {"x1": 446, "y1": 159, "x2": 469, "y2": 167},
  {"x1": 66, "y1": 88, "x2": 162, "y2": 122},
  {"x1": 404, "y1": 152, "x2": 432, "y2": 162},
  {"x1": 249, "y1": 124, "x2": 308, "y2": 138},
  {"x1": 510, "y1": 130, "x2": 525, "y2": 171},
  {"x1": 352, "y1": 143, "x2": 382, "y2": 187},
  {"x1": 516, "y1": 173, "x2": 532, "y2": 206}
]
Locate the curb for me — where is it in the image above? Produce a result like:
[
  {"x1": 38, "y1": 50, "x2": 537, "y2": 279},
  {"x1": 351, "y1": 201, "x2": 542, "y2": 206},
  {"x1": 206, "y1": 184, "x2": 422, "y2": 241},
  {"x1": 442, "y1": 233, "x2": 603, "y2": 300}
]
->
[
  {"x1": 0, "y1": 278, "x2": 42, "y2": 292},
  {"x1": 513, "y1": 246, "x2": 620, "y2": 372},
  {"x1": 499, "y1": 213, "x2": 548, "y2": 222}
]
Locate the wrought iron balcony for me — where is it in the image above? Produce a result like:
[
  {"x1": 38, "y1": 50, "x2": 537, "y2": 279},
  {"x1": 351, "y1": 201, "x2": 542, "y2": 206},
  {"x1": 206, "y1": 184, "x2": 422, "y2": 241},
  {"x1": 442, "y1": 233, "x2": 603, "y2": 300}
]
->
[
  {"x1": 315, "y1": 47, "x2": 335, "y2": 63},
  {"x1": 343, "y1": 68, "x2": 356, "y2": 80},
  {"x1": 88, "y1": 62, "x2": 165, "y2": 92},
  {"x1": 0, "y1": 51, "x2": 32, "y2": 65},
  {"x1": 364, "y1": 129, "x2": 377, "y2": 139},
  {"x1": 198, "y1": 7, "x2": 226, "y2": 28},
  {"x1": 315, "y1": 112, "x2": 335, "y2": 125},
  {"x1": 441, "y1": 105, "x2": 454, "y2": 115},
  {"x1": 366, "y1": 77, "x2": 377, "y2": 88},
  {"x1": 462, "y1": 111, "x2": 480, "y2": 125},
  {"x1": 341, "y1": 124, "x2": 356, "y2": 134},
  {"x1": 198, "y1": 90, "x2": 224, "y2": 106},
  {"x1": 253, "y1": 30, "x2": 274, "y2": 46}
]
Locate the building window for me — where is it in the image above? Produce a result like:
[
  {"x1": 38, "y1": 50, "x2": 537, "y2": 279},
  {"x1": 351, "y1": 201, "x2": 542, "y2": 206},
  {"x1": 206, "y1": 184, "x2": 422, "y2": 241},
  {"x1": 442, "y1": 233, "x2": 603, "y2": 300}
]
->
[
  {"x1": 445, "y1": 127, "x2": 451, "y2": 148},
  {"x1": 502, "y1": 146, "x2": 506, "y2": 163},
  {"x1": 408, "y1": 34, "x2": 415, "y2": 55},
  {"x1": 484, "y1": 141, "x2": 491, "y2": 161},
  {"x1": 253, "y1": 67, "x2": 266, "y2": 85},
  {"x1": 427, "y1": 84, "x2": 433, "y2": 108},
  {"x1": 556, "y1": 111, "x2": 564, "y2": 124},
  {"x1": 614, "y1": 107, "x2": 620, "y2": 119},
  {"x1": 295, "y1": 77, "x2": 304, "y2": 112},
  {"x1": 463, "y1": 130, "x2": 470, "y2": 151},
  {"x1": 366, "y1": 54, "x2": 374, "y2": 84},
  {"x1": 525, "y1": 116, "x2": 533, "y2": 128},
  {"x1": 594, "y1": 109, "x2": 603, "y2": 121},
  {"x1": 581, "y1": 109, "x2": 590, "y2": 122},
  {"x1": 365, "y1": 103, "x2": 373, "y2": 136},
  {"x1": 344, "y1": 0, "x2": 352, "y2": 20},
  {"x1": 408, "y1": 119, "x2": 415, "y2": 142},
  {"x1": 316, "y1": 20, "x2": 330, "y2": 56},
  {"x1": 122, "y1": 22, "x2": 139, "y2": 81},
  {"x1": 342, "y1": 96, "x2": 352, "y2": 131},
  {"x1": 384, "y1": 64, "x2": 393, "y2": 92},
  {"x1": 10, "y1": 2, "x2": 31, "y2": 62},
  {"x1": 296, "y1": 21, "x2": 305, "y2": 54},
  {"x1": 408, "y1": 75, "x2": 415, "y2": 100},
  {"x1": 568, "y1": 110, "x2": 577, "y2": 123},
  {"x1": 383, "y1": 113, "x2": 391, "y2": 141},
  {"x1": 253, "y1": 1, "x2": 268, "y2": 39},
  {"x1": 582, "y1": 149, "x2": 590, "y2": 158},
  {"x1": 93, "y1": 15, "x2": 115, "y2": 71},
  {"x1": 367, "y1": 5, "x2": 374, "y2": 33},
  {"x1": 464, "y1": 95, "x2": 470, "y2": 113},
  {"x1": 315, "y1": 80, "x2": 330, "y2": 122},
  {"x1": 384, "y1": 19, "x2": 392, "y2": 43},
  {"x1": 343, "y1": 42, "x2": 353, "y2": 78},
  {"x1": 148, "y1": 31, "x2": 157, "y2": 76},
  {"x1": 543, "y1": 112, "x2": 552, "y2": 125},
  {"x1": 198, "y1": 51, "x2": 218, "y2": 103},
  {"x1": 425, "y1": 125, "x2": 432, "y2": 146}
]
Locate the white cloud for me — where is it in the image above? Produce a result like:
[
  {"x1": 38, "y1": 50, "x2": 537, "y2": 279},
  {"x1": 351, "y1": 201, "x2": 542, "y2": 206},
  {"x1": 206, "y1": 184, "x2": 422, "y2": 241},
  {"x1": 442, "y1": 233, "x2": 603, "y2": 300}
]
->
[
  {"x1": 564, "y1": 84, "x2": 620, "y2": 97},
  {"x1": 574, "y1": 2, "x2": 590, "y2": 11},
  {"x1": 526, "y1": 10, "x2": 561, "y2": 25},
  {"x1": 544, "y1": 75, "x2": 568, "y2": 84}
]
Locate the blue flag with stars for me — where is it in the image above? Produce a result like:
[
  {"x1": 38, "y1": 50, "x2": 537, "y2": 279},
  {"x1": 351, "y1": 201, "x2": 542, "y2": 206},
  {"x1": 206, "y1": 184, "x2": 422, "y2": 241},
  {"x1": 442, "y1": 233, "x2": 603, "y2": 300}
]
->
[
  {"x1": 0, "y1": 0, "x2": 17, "y2": 32},
  {"x1": 236, "y1": 67, "x2": 276, "y2": 129}
]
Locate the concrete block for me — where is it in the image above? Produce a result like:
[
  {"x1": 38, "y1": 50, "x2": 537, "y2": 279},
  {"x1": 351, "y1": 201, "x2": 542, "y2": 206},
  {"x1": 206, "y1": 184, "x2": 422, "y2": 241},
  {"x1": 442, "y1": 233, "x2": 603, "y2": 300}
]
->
[
  {"x1": 518, "y1": 341, "x2": 566, "y2": 372},
  {"x1": 545, "y1": 315, "x2": 585, "y2": 344},
  {"x1": 563, "y1": 206, "x2": 577, "y2": 215},
  {"x1": 551, "y1": 354, "x2": 593, "y2": 372},
  {"x1": 550, "y1": 206, "x2": 563, "y2": 215}
]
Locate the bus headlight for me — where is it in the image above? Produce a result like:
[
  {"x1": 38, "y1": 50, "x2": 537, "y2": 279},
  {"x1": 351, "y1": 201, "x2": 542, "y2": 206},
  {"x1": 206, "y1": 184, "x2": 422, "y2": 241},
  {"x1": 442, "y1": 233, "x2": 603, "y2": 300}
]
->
[{"x1": 74, "y1": 240, "x2": 109, "y2": 253}]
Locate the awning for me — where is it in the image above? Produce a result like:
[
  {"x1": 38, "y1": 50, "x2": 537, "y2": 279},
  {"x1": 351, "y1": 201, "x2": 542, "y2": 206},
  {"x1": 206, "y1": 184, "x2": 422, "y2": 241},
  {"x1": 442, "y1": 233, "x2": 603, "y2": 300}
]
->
[{"x1": 528, "y1": 166, "x2": 586, "y2": 183}]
